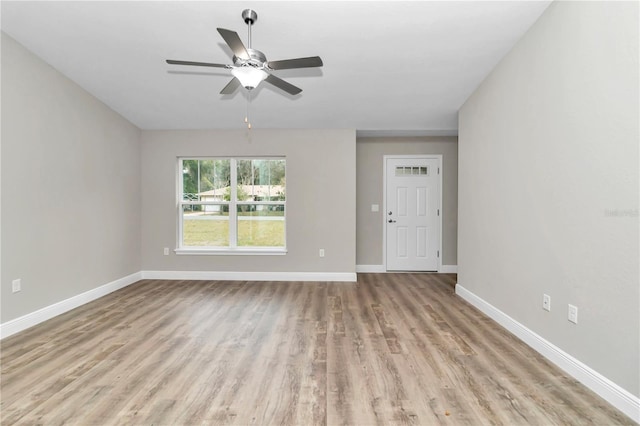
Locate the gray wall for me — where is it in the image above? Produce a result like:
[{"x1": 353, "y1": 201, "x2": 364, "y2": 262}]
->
[
  {"x1": 458, "y1": 1, "x2": 639, "y2": 396},
  {"x1": 1, "y1": 34, "x2": 142, "y2": 323},
  {"x1": 356, "y1": 137, "x2": 458, "y2": 266},
  {"x1": 141, "y1": 129, "x2": 356, "y2": 273}
]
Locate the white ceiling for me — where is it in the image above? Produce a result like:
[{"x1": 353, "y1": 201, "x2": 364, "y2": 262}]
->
[{"x1": 1, "y1": 1, "x2": 551, "y2": 133}]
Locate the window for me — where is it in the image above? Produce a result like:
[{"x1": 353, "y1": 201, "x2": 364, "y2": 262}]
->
[
  {"x1": 177, "y1": 158, "x2": 286, "y2": 254},
  {"x1": 395, "y1": 166, "x2": 428, "y2": 176}
]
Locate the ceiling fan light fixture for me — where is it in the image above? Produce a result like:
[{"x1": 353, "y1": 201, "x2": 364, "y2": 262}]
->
[{"x1": 231, "y1": 66, "x2": 268, "y2": 90}]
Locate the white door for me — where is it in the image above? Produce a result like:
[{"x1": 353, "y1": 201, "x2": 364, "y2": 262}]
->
[{"x1": 386, "y1": 157, "x2": 440, "y2": 271}]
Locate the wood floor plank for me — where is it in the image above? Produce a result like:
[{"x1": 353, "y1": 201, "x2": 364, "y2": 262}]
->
[{"x1": 1, "y1": 275, "x2": 634, "y2": 425}]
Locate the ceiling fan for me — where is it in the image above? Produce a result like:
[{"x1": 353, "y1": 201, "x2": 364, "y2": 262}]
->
[{"x1": 166, "y1": 9, "x2": 323, "y2": 96}]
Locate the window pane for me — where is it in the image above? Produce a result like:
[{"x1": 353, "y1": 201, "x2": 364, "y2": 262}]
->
[
  {"x1": 182, "y1": 159, "x2": 230, "y2": 201},
  {"x1": 182, "y1": 159, "x2": 199, "y2": 200},
  {"x1": 237, "y1": 204, "x2": 285, "y2": 247},
  {"x1": 237, "y1": 159, "x2": 285, "y2": 201},
  {"x1": 182, "y1": 204, "x2": 229, "y2": 247}
]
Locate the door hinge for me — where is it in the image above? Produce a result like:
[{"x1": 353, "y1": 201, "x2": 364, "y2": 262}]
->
[
  {"x1": 438, "y1": 167, "x2": 440, "y2": 174},
  {"x1": 437, "y1": 209, "x2": 440, "y2": 216},
  {"x1": 437, "y1": 250, "x2": 440, "y2": 258}
]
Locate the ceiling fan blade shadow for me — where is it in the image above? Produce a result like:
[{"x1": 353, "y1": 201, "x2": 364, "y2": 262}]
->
[
  {"x1": 166, "y1": 59, "x2": 229, "y2": 68},
  {"x1": 267, "y1": 56, "x2": 323, "y2": 70},
  {"x1": 273, "y1": 68, "x2": 323, "y2": 79},
  {"x1": 167, "y1": 71, "x2": 229, "y2": 78},
  {"x1": 220, "y1": 77, "x2": 241, "y2": 95},
  {"x1": 217, "y1": 28, "x2": 250, "y2": 60},
  {"x1": 264, "y1": 74, "x2": 302, "y2": 95}
]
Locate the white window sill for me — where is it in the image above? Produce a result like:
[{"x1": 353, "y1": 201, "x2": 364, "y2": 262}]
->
[{"x1": 174, "y1": 248, "x2": 287, "y2": 256}]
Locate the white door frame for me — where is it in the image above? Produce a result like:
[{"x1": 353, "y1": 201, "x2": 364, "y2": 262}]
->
[{"x1": 383, "y1": 155, "x2": 443, "y2": 272}]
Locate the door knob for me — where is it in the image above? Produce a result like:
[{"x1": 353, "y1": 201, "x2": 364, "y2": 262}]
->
[{"x1": 388, "y1": 219, "x2": 396, "y2": 223}]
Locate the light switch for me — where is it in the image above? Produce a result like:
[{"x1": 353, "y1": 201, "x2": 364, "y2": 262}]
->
[{"x1": 371, "y1": 204, "x2": 379, "y2": 212}]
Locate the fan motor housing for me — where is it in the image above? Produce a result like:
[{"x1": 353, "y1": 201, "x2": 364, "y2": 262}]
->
[{"x1": 233, "y1": 48, "x2": 267, "y2": 68}]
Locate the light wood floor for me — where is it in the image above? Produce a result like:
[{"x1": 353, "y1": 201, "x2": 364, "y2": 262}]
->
[{"x1": 1, "y1": 274, "x2": 633, "y2": 425}]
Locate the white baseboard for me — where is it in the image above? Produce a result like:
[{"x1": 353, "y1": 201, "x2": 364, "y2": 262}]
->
[
  {"x1": 440, "y1": 264, "x2": 458, "y2": 273},
  {"x1": 141, "y1": 270, "x2": 357, "y2": 282},
  {"x1": 0, "y1": 271, "x2": 142, "y2": 340},
  {"x1": 455, "y1": 283, "x2": 640, "y2": 423},
  {"x1": 356, "y1": 264, "x2": 386, "y2": 273},
  {"x1": 356, "y1": 265, "x2": 458, "y2": 273}
]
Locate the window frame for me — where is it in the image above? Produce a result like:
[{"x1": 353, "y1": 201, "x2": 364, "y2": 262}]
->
[{"x1": 175, "y1": 157, "x2": 287, "y2": 255}]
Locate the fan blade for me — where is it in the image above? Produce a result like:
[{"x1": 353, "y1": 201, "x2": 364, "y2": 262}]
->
[
  {"x1": 166, "y1": 59, "x2": 228, "y2": 68},
  {"x1": 264, "y1": 74, "x2": 302, "y2": 95},
  {"x1": 220, "y1": 77, "x2": 241, "y2": 95},
  {"x1": 267, "y1": 56, "x2": 323, "y2": 70},
  {"x1": 217, "y1": 28, "x2": 250, "y2": 60}
]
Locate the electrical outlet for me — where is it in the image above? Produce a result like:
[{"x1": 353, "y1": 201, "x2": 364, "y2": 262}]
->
[
  {"x1": 163, "y1": 247, "x2": 170, "y2": 256},
  {"x1": 12, "y1": 279, "x2": 21, "y2": 293},
  {"x1": 319, "y1": 249, "x2": 325, "y2": 257},
  {"x1": 568, "y1": 304, "x2": 578, "y2": 324},
  {"x1": 542, "y1": 294, "x2": 551, "y2": 311}
]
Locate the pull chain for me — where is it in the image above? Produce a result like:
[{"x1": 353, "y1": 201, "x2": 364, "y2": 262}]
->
[{"x1": 245, "y1": 91, "x2": 252, "y2": 130}]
